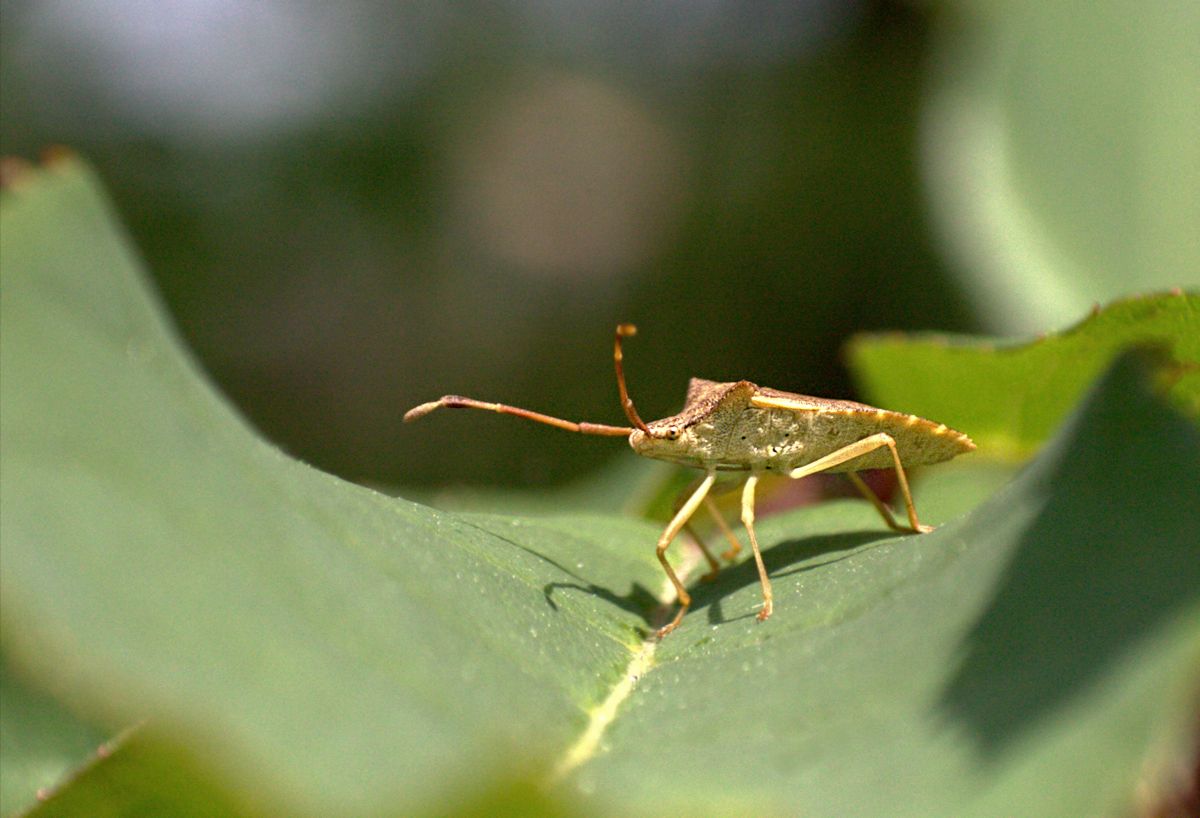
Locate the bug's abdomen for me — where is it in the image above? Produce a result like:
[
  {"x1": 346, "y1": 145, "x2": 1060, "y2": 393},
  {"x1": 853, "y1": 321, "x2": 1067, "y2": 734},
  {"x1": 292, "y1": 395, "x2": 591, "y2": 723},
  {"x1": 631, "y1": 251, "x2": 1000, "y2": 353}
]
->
[
  {"x1": 798, "y1": 409, "x2": 973, "y2": 471},
  {"x1": 719, "y1": 407, "x2": 972, "y2": 472}
]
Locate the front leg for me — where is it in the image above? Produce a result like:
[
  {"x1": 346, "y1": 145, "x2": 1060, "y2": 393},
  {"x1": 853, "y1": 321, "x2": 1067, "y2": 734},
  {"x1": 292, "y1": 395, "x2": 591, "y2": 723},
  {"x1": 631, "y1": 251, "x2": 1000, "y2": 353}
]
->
[
  {"x1": 675, "y1": 477, "x2": 723, "y2": 582},
  {"x1": 655, "y1": 471, "x2": 717, "y2": 638},
  {"x1": 675, "y1": 480, "x2": 748, "y2": 582}
]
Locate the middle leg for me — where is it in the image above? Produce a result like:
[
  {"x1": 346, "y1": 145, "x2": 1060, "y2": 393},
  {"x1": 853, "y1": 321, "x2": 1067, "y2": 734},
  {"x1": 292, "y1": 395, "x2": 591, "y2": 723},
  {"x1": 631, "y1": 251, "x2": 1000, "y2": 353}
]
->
[
  {"x1": 741, "y1": 474, "x2": 773, "y2": 622},
  {"x1": 845, "y1": 471, "x2": 906, "y2": 532}
]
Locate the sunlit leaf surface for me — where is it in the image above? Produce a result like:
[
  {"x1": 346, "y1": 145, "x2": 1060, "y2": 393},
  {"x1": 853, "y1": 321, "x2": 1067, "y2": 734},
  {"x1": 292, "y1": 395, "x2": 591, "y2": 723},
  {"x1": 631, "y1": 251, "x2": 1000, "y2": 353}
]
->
[{"x1": 846, "y1": 291, "x2": 1199, "y2": 459}]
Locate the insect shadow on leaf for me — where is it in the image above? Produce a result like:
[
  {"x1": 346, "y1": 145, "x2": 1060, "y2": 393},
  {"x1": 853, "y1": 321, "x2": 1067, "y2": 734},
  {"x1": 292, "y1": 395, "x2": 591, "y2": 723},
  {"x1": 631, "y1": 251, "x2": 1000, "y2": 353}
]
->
[
  {"x1": 543, "y1": 580, "x2": 661, "y2": 630},
  {"x1": 691, "y1": 529, "x2": 890, "y2": 627}
]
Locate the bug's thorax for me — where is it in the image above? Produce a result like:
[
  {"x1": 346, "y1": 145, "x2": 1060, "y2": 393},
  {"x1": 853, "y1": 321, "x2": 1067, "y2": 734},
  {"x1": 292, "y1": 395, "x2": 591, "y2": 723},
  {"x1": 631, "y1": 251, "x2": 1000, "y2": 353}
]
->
[{"x1": 628, "y1": 379, "x2": 767, "y2": 470}]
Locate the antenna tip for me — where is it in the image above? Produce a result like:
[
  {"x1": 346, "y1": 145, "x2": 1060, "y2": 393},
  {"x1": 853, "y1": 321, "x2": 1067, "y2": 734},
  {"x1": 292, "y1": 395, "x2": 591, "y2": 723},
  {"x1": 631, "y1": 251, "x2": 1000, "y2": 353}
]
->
[
  {"x1": 616, "y1": 323, "x2": 638, "y2": 337},
  {"x1": 403, "y1": 400, "x2": 443, "y2": 423}
]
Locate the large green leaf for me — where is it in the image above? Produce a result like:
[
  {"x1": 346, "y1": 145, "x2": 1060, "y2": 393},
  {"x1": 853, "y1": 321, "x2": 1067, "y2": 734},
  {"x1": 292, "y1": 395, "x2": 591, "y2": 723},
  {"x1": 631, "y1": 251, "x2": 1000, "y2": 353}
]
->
[
  {"x1": 1, "y1": 158, "x2": 652, "y2": 817},
  {"x1": 845, "y1": 291, "x2": 1200, "y2": 459},
  {"x1": 922, "y1": 0, "x2": 1200, "y2": 332},
  {"x1": 2, "y1": 159, "x2": 1197, "y2": 817}
]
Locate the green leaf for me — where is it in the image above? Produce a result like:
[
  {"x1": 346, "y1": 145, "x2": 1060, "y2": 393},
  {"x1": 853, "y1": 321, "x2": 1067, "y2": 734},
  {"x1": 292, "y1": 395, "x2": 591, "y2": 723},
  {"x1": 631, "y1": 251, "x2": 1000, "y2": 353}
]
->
[
  {"x1": 845, "y1": 291, "x2": 1200, "y2": 459},
  {"x1": 922, "y1": 0, "x2": 1200, "y2": 332},
  {"x1": 1, "y1": 157, "x2": 650, "y2": 816},
  {"x1": 19, "y1": 730, "x2": 255, "y2": 818},
  {"x1": 3, "y1": 159, "x2": 1197, "y2": 817},
  {"x1": 0, "y1": 656, "x2": 108, "y2": 816}
]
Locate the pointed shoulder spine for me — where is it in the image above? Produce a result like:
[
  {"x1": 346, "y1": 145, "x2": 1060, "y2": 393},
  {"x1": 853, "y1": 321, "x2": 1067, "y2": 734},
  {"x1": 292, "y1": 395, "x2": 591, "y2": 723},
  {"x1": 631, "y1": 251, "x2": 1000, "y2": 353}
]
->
[{"x1": 685, "y1": 377, "x2": 720, "y2": 403}]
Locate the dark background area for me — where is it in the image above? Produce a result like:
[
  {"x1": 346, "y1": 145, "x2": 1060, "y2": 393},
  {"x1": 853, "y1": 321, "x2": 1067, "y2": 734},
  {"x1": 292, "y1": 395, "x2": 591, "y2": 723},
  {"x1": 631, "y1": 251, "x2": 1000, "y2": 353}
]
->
[{"x1": 2, "y1": 1, "x2": 988, "y2": 489}]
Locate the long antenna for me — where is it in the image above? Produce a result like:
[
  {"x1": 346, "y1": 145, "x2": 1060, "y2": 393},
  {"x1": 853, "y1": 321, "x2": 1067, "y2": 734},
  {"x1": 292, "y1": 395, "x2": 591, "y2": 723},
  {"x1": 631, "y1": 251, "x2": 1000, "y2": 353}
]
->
[
  {"x1": 614, "y1": 324, "x2": 652, "y2": 434},
  {"x1": 403, "y1": 395, "x2": 633, "y2": 436}
]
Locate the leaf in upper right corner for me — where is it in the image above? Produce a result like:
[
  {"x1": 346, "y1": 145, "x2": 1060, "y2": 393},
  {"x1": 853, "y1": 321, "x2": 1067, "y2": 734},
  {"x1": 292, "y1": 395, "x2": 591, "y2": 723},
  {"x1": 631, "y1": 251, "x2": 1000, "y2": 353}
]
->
[{"x1": 844, "y1": 291, "x2": 1199, "y2": 460}]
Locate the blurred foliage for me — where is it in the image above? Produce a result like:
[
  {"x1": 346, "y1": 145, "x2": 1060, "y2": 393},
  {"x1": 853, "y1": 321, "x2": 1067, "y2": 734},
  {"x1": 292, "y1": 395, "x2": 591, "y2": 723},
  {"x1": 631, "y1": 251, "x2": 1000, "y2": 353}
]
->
[
  {"x1": 3, "y1": 2, "x2": 1193, "y2": 489},
  {"x1": 0, "y1": 0, "x2": 978, "y2": 488},
  {"x1": 922, "y1": 0, "x2": 1200, "y2": 332},
  {"x1": 0, "y1": 657, "x2": 108, "y2": 816}
]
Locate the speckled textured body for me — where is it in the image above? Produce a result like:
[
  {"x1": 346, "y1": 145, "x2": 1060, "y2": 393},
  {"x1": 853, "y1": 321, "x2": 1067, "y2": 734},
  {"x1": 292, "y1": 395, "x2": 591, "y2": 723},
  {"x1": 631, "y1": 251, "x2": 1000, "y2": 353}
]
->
[{"x1": 629, "y1": 378, "x2": 974, "y2": 472}]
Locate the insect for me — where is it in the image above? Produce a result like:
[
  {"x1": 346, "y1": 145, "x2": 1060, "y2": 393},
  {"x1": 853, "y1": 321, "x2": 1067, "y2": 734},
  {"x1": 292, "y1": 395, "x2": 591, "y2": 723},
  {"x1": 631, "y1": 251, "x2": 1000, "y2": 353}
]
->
[{"x1": 405, "y1": 324, "x2": 975, "y2": 638}]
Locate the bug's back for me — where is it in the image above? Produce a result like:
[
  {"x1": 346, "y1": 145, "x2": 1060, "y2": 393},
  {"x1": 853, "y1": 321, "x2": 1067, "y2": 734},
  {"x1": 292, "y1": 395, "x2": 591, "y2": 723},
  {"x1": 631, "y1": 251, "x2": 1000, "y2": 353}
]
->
[{"x1": 633, "y1": 379, "x2": 974, "y2": 472}]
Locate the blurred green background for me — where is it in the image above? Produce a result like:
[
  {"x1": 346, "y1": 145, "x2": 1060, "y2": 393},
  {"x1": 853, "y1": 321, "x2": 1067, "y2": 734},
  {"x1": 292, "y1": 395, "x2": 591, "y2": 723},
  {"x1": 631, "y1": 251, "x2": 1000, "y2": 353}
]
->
[{"x1": 3, "y1": 0, "x2": 1195, "y2": 489}]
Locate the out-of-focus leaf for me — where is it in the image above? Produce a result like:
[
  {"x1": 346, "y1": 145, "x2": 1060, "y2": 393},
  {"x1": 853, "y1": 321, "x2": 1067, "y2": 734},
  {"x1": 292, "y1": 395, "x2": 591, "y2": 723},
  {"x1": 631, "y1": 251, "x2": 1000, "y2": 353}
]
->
[
  {"x1": 400, "y1": 455, "x2": 676, "y2": 520},
  {"x1": 21, "y1": 730, "x2": 254, "y2": 818},
  {"x1": 922, "y1": 0, "x2": 1200, "y2": 331},
  {"x1": 0, "y1": 657, "x2": 109, "y2": 817}
]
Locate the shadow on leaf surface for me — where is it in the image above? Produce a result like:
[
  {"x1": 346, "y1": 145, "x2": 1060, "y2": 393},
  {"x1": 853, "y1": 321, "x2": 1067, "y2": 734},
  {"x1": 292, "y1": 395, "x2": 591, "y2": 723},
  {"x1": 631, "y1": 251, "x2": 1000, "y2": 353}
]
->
[{"x1": 941, "y1": 350, "x2": 1200, "y2": 753}]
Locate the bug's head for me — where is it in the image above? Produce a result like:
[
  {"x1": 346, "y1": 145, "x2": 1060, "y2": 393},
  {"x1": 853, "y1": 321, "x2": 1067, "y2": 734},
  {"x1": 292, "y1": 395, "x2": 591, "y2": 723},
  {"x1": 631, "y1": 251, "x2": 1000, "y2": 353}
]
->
[{"x1": 628, "y1": 418, "x2": 696, "y2": 464}]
